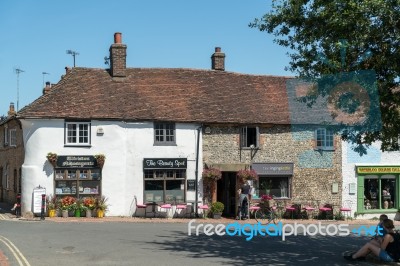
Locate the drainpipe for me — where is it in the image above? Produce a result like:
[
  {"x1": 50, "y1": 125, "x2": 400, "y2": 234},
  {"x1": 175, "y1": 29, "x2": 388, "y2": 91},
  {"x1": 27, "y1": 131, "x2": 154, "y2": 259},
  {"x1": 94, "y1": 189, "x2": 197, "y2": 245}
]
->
[{"x1": 195, "y1": 125, "x2": 202, "y2": 218}]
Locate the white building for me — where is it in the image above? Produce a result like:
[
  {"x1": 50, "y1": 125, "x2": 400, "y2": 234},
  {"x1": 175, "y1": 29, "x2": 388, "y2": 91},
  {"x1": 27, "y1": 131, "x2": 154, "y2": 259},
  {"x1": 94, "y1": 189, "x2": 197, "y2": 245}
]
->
[{"x1": 342, "y1": 140, "x2": 400, "y2": 220}]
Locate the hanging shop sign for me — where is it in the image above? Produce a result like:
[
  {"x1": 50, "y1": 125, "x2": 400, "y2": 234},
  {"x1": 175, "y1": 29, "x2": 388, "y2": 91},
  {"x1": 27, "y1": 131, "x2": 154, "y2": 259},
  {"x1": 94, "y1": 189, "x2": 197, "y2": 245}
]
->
[
  {"x1": 56, "y1": 156, "x2": 97, "y2": 168},
  {"x1": 252, "y1": 163, "x2": 294, "y2": 176},
  {"x1": 143, "y1": 158, "x2": 187, "y2": 169},
  {"x1": 357, "y1": 166, "x2": 400, "y2": 174}
]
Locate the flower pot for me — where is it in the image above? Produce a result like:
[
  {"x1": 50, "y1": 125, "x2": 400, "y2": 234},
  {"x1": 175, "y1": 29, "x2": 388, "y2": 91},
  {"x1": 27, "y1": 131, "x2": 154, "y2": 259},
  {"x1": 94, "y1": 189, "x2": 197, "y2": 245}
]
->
[
  {"x1": 48, "y1": 209, "x2": 56, "y2": 218},
  {"x1": 86, "y1": 209, "x2": 92, "y2": 218},
  {"x1": 97, "y1": 209, "x2": 104, "y2": 218},
  {"x1": 212, "y1": 213, "x2": 222, "y2": 219},
  {"x1": 62, "y1": 210, "x2": 69, "y2": 218},
  {"x1": 75, "y1": 210, "x2": 81, "y2": 217}
]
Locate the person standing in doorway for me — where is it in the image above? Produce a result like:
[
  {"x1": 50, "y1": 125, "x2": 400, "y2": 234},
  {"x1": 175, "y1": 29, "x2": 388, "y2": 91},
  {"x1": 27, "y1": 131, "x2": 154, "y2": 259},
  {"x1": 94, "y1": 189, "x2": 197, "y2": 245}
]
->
[{"x1": 237, "y1": 179, "x2": 252, "y2": 220}]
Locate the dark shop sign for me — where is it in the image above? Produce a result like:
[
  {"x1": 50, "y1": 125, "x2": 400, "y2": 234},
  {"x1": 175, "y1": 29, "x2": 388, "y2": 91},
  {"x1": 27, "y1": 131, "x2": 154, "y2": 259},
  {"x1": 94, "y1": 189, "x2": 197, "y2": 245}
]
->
[
  {"x1": 143, "y1": 158, "x2": 187, "y2": 169},
  {"x1": 252, "y1": 163, "x2": 294, "y2": 176},
  {"x1": 57, "y1": 156, "x2": 97, "y2": 168}
]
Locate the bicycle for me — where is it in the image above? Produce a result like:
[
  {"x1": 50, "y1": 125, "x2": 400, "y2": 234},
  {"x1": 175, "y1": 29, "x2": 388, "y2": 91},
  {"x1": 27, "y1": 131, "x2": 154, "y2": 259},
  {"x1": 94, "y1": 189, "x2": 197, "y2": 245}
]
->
[{"x1": 254, "y1": 204, "x2": 281, "y2": 225}]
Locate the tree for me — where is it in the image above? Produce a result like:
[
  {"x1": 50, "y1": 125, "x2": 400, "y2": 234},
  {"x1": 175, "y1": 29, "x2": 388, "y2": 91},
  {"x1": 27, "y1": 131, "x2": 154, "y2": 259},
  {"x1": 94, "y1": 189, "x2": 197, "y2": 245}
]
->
[{"x1": 250, "y1": 0, "x2": 400, "y2": 152}]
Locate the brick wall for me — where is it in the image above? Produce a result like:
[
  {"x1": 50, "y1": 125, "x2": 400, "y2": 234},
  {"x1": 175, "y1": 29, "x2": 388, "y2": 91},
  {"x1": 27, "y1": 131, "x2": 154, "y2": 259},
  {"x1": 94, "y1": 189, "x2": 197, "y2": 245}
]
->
[
  {"x1": 203, "y1": 125, "x2": 342, "y2": 206},
  {"x1": 0, "y1": 119, "x2": 24, "y2": 204},
  {"x1": 109, "y1": 44, "x2": 127, "y2": 77}
]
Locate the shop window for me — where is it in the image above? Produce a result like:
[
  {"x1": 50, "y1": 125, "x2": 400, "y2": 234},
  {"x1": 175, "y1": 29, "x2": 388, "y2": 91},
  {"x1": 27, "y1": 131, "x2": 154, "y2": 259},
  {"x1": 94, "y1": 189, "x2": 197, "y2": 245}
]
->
[
  {"x1": 257, "y1": 176, "x2": 290, "y2": 198},
  {"x1": 364, "y1": 175, "x2": 396, "y2": 210},
  {"x1": 54, "y1": 169, "x2": 101, "y2": 197},
  {"x1": 65, "y1": 121, "x2": 91, "y2": 146},
  {"x1": 240, "y1": 126, "x2": 259, "y2": 148},
  {"x1": 9, "y1": 129, "x2": 17, "y2": 147},
  {"x1": 144, "y1": 169, "x2": 185, "y2": 203},
  {"x1": 315, "y1": 128, "x2": 334, "y2": 150},
  {"x1": 154, "y1": 123, "x2": 175, "y2": 145}
]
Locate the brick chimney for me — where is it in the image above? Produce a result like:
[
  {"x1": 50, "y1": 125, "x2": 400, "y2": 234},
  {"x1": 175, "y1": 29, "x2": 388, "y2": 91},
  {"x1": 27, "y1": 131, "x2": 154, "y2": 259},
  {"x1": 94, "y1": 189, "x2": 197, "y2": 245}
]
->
[
  {"x1": 211, "y1": 47, "x2": 225, "y2": 71},
  {"x1": 8, "y1": 102, "x2": 16, "y2": 117},
  {"x1": 109, "y1": 32, "x2": 127, "y2": 77},
  {"x1": 43, "y1": 81, "x2": 52, "y2": 95}
]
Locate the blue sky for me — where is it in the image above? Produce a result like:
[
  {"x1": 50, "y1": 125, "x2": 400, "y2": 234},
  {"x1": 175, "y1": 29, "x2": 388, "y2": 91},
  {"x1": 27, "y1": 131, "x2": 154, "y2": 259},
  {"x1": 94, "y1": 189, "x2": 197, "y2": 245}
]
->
[{"x1": 0, "y1": 0, "x2": 293, "y2": 115}]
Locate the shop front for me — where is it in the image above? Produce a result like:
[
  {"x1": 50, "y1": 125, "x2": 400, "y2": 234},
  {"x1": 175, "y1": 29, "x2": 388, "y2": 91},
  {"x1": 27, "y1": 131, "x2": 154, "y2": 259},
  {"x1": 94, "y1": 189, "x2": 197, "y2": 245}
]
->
[
  {"x1": 356, "y1": 166, "x2": 400, "y2": 214},
  {"x1": 143, "y1": 158, "x2": 187, "y2": 204},
  {"x1": 53, "y1": 155, "x2": 102, "y2": 199},
  {"x1": 251, "y1": 163, "x2": 294, "y2": 199}
]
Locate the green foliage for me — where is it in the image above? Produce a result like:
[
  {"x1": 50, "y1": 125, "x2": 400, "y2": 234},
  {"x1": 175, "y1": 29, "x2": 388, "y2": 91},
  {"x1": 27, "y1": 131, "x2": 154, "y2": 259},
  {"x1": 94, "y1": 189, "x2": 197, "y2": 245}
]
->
[
  {"x1": 210, "y1": 202, "x2": 224, "y2": 214},
  {"x1": 250, "y1": 0, "x2": 400, "y2": 151}
]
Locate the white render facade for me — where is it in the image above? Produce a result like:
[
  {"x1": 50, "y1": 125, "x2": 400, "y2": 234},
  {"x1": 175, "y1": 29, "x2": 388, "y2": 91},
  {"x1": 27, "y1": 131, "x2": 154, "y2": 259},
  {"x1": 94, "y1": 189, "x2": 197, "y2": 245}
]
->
[
  {"x1": 342, "y1": 140, "x2": 400, "y2": 220},
  {"x1": 20, "y1": 119, "x2": 203, "y2": 216}
]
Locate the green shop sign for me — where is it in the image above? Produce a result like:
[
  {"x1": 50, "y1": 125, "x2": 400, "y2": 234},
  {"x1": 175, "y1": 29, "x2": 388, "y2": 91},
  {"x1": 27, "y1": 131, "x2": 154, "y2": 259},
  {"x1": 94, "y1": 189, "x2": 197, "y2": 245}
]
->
[{"x1": 357, "y1": 166, "x2": 400, "y2": 174}]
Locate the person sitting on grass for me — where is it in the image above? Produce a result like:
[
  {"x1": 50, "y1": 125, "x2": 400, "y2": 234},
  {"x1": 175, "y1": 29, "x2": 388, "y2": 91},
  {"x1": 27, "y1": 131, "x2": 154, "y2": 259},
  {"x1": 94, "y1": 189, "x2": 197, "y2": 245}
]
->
[{"x1": 344, "y1": 218, "x2": 399, "y2": 262}]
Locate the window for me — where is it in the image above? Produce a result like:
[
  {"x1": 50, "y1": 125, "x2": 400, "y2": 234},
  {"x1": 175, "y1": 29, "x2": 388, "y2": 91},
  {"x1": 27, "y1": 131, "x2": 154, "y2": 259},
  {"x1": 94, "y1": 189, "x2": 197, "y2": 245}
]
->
[
  {"x1": 54, "y1": 169, "x2": 101, "y2": 197},
  {"x1": 315, "y1": 128, "x2": 334, "y2": 150},
  {"x1": 4, "y1": 126, "x2": 8, "y2": 146},
  {"x1": 154, "y1": 123, "x2": 175, "y2": 145},
  {"x1": 65, "y1": 122, "x2": 90, "y2": 146},
  {"x1": 5, "y1": 165, "x2": 9, "y2": 189},
  {"x1": 240, "y1": 126, "x2": 259, "y2": 148},
  {"x1": 13, "y1": 169, "x2": 17, "y2": 192},
  {"x1": 363, "y1": 175, "x2": 396, "y2": 210},
  {"x1": 9, "y1": 129, "x2": 17, "y2": 147},
  {"x1": 144, "y1": 169, "x2": 186, "y2": 203},
  {"x1": 257, "y1": 176, "x2": 290, "y2": 199}
]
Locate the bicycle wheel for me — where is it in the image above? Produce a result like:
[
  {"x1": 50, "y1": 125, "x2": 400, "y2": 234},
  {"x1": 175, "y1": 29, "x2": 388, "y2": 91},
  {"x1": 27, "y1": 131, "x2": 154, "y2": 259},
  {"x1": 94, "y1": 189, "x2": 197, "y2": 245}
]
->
[{"x1": 255, "y1": 208, "x2": 275, "y2": 225}]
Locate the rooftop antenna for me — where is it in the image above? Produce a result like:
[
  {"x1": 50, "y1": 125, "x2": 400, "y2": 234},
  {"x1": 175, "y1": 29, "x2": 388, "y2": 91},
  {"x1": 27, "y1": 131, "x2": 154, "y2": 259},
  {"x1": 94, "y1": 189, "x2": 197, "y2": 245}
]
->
[
  {"x1": 42, "y1": 72, "x2": 50, "y2": 87},
  {"x1": 66, "y1": 50, "x2": 79, "y2": 67},
  {"x1": 14, "y1": 67, "x2": 25, "y2": 112}
]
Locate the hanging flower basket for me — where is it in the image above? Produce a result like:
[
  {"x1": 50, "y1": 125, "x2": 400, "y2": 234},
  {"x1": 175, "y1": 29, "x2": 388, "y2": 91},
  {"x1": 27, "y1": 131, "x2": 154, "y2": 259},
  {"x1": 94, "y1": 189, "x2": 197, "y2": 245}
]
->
[
  {"x1": 236, "y1": 169, "x2": 258, "y2": 182},
  {"x1": 94, "y1": 154, "x2": 106, "y2": 168},
  {"x1": 46, "y1": 152, "x2": 58, "y2": 167},
  {"x1": 202, "y1": 167, "x2": 222, "y2": 184}
]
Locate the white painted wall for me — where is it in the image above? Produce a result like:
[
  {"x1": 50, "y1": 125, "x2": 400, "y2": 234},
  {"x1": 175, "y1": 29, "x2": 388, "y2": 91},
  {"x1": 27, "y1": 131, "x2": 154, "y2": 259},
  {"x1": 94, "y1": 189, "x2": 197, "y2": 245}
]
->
[
  {"x1": 342, "y1": 141, "x2": 400, "y2": 220},
  {"x1": 20, "y1": 119, "x2": 203, "y2": 216}
]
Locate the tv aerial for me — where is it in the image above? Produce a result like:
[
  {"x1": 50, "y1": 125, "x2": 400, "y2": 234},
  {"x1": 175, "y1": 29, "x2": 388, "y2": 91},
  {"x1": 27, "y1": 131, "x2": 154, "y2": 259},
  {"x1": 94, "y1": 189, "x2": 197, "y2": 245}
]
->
[
  {"x1": 66, "y1": 50, "x2": 79, "y2": 67},
  {"x1": 14, "y1": 67, "x2": 25, "y2": 112}
]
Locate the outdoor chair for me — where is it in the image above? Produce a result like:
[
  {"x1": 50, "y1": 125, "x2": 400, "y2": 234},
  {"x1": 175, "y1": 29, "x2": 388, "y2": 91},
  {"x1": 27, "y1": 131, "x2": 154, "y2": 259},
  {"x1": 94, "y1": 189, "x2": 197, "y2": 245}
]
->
[
  {"x1": 340, "y1": 200, "x2": 352, "y2": 220},
  {"x1": 134, "y1": 196, "x2": 147, "y2": 217}
]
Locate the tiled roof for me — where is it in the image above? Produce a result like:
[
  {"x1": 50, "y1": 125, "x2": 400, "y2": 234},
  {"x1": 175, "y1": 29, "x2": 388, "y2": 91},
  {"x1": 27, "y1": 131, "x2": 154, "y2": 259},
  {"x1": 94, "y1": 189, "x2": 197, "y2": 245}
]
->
[{"x1": 18, "y1": 67, "x2": 292, "y2": 124}]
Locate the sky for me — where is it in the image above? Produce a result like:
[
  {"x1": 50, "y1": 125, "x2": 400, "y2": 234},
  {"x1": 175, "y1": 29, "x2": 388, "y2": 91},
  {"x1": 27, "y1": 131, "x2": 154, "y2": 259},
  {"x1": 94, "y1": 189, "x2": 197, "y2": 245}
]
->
[{"x1": 0, "y1": 0, "x2": 293, "y2": 115}]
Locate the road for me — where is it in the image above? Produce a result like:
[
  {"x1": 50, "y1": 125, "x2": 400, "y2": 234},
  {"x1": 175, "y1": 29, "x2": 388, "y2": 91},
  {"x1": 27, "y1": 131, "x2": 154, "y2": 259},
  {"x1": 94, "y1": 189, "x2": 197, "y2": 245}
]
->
[{"x1": 0, "y1": 219, "x2": 389, "y2": 266}]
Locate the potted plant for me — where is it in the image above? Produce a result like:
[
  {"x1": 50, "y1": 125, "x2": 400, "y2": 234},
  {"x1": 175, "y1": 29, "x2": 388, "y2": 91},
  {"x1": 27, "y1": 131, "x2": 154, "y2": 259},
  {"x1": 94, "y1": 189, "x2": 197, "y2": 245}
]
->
[
  {"x1": 46, "y1": 194, "x2": 58, "y2": 217},
  {"x1": 94, "y1": 154, "x2": 106, "y2": 169},
  {"x1": 83, "y1": 197, "x2": 96, "y2": 218},
  {"x1": 95, "y1": 196, "x2": 109, "y2": 218},
  {"x1": 72, "y1": 198, "x2": 85, "y2": 217},
  {"x1": 59, "y1": 196, "x2": 76, "y2": 218},
  {"x1": 46, "y1": 152, "x2": 58, "y2": 167},
  {"x1": 210, "y1": 201, "x2": 224, "y2": 219}
]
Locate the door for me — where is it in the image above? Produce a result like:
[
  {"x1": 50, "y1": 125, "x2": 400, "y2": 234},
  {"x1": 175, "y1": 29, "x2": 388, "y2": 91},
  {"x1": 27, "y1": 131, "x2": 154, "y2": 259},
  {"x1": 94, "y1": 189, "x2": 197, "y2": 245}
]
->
[{"x1": 217, "y1": 172, "x2": 237, "y2": 217}]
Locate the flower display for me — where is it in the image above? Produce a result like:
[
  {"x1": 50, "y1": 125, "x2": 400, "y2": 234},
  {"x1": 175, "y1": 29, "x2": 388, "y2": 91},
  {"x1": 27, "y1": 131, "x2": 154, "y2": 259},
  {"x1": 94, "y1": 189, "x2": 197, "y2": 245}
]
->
[
  {"x1": 46, "y1": 194, "x2": 58, "y2": 210},
  {"x1": 46, "y1": 152, "x2": 58, "y2": 166},
  {"x1": 83, "y1": 197, "x2": 96, "y2": 210},
  {"x1": 236, "y1": 169, "x2": 258, "y2": 181},
  {"x1": 59, "y1": 196, "x2": 76, "y2": 210},
  {"x1": 202, "y1": 168, "x2": 222, "y2": 182},
  {"x1": 94, "y1": 154, "x2": 106, "y2": 168},
  {"x1": 261, "y1": 194, "x2": 273, "y2": 201}
]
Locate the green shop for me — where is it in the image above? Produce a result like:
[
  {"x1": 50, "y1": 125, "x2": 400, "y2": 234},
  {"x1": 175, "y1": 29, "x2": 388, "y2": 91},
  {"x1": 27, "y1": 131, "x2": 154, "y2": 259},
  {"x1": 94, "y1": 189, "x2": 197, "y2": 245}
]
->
[{"x1": 357, "y1": 166, "x2": 400, "y2": 214}]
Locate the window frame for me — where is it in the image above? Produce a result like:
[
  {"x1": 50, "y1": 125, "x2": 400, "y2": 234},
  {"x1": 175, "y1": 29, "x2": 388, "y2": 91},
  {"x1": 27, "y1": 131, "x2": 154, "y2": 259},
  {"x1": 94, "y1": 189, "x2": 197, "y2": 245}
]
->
[
  {"x1": 315, "y1": 128, "x2": 334, "y2": 151},
  {"x1": 64, "y1": 121, "x2": 91, "y2": 147},
  {"x1": 9, "y1": 129, "x2": 17, "y2": 147},
  {"x1": 154, "y1": 122, "x2": 176, "y2": 146},
  {"x1": 240, "y1": 126, "x2": 260, "y2": 148},
  {"x1": 4, "y1": 126, "x2": 8, "y2": 146},
  {"x1": 143, "y1": 169, "x2": 186, "y2": 203}
]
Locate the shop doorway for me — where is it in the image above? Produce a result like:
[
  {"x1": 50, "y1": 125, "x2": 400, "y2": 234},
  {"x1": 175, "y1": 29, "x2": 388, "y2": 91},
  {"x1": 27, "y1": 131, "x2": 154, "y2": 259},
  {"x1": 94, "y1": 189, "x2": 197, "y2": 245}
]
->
[{"x1": 217, "y1": 172, "x2": 237, "y2": 217}]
